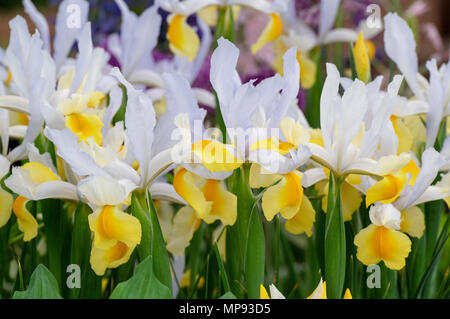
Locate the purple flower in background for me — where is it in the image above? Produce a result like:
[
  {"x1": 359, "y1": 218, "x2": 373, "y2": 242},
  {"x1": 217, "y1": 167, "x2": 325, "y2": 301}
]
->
[{"x1": 342, "y1": 0, "x2": 380, "y2": 26}]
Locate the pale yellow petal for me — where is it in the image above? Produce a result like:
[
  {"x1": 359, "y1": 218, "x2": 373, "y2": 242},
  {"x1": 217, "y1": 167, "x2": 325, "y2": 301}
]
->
[
  {"x1": 285, "y1": 196, "x2": 315, "y2": 236},
  {"x1": 0, "y1": 188, "x2": 13, "y2": 227},
  {"x1": 201, "y1": 179, "x2": 237, "y2": 226},
  {"x1": 249, "y1": 163, "x2": 282, "y2": 188},
  {"x1": 400, "y1": 206, "x2": 425, "y2": 238},
  {"x1": 341, "y1": 182, "x2": 362, "y2": 222},
  {"x1": 366, "y1": 174, "x2": 407, "y2": 207}
]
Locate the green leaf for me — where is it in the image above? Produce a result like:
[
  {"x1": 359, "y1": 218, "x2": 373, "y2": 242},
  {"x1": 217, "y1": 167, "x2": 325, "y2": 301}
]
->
[
  {"x1": 219, "y1": 292, "x2": 237, "y2": 299},
  {"x1": 214, "y1": 242, "x2": 231, "y2": 293},
  {"x1": 110, "y1": 256, "x2": 172, "y2": 299},
  {"x1": 324, "y1": 173, "x2": 346, "y2": 298},
  {"x1": 69, "y1": 203, "x2": 101, "y2": 299},
  {"x1": 131, "y1": 192, "x2": 173, "y2": 294},
  {"x1": 13, "y1": 264, "x2": 62, "y2": 299}
]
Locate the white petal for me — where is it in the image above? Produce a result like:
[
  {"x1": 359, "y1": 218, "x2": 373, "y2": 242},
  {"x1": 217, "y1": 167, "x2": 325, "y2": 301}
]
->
[
  {"x1": 149, "y1": 182, "x2": 187, "y2": 205},
  {"x1": 384, "y1": 13, "x2": 423, "y2": 99},
  {"x1": 78, "y1": 175, "x2": 131, "y2": 206}
]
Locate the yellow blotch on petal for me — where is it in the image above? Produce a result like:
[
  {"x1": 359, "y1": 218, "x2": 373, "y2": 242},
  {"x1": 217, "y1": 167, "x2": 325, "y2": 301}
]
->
[
  {"x1": 13, "y1": 196, "x2": 38, "y2": 242},
  {"x1": 90, "y1": 241, "x2": 134, "y2": 276},
  {"x1": 251, "y1": 13, "x2": 282, "y2": 54},
  {"x1": 65, "y1": 113, "x2": 104, "y2": 145},
  {"x1": 87, "y1": 91, "x2": 106, "y2": 109},
  {"x1": 201, "y1": 179, "x2": 237, "y2": 226},
  {"x1": 399, "y1": 159, "x2": 420, "y2": 186},
  {"x1": 354, "y1": 224, "x2": 411, "y2": 270},
  {"x1": 22, "y1": 162, "x2": 59, "y2": 183},
  {"x1": 365, "y1": 173, "x2": 407, "y2": 207},
  {"x1": 309, "y1": 129, "x2": 324, "y2": 147},
  {"x1": 285, "y1": 195, "x2": 315, "y2": 236},
  {"x1": 192, "y1": 140, "x2": 242, "y2": 172},
  {"x1": 260, "y1": 285, "x2": 270, "y2": 299},
  {"x1": 5, "y1": 68, "x2": 12, "y2": 86},
  {"x1": 353, "y1": 31, "x2": 371, "y2": 83},
  {"x1": 400, "y1": 206, "x2": 425, "y2": 238},
  {"x1": 0, "y1": 188, "x2": 13, "y2": 227},
  {"x1": 174, "y1": 168, "x2": 237, "y2": 226},
  {"x1": 167, "y1": 14, "x2": 200, "y2": 62},
  {"x1": 261, "y1": 171, "x2": 303, "y2": 221},
  {"x1": 88, "y1": 205, "x2": 142, "y2": 250},
  {"x1": 174, "y1": 168, "x2": 212, "y2": 220}
]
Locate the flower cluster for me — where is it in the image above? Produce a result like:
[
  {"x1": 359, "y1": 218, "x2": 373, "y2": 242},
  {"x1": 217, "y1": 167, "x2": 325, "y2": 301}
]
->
[{"x1": 0, "y1": 0, "x2": 448, "y2": 299}]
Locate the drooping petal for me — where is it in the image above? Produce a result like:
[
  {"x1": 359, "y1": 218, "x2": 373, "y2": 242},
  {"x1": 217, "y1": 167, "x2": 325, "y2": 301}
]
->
[
  {"x1": 90, "y1": 241, "x2": 134, "y2": 276},
  {"x1": 201, "y1": 179, "x2": 237, "y2": 226},
  {"x1": 12, "y1": 196, "x2": 38, "y2": 242},
  {"x1": 65, "y1": 113, "x2": 104, "y2": 145},
  {"x1": 261, "y1": 170, "x2": 303, "y2": 221},
  {"x1": 284, "y1": 195, "x2": 315, "y2": 236},
  {"x1": 354, "y1": 224, "x2": 411, "y2": 270},
  {"x1": 174, "y1": 168, "x2": 212, "y2": 219},
  {"x1": 166, "y1": 206, "x2": 200, "y2": 255},
  {"x1": 88, "y1": 205, "x2": 142, "y2": 250}
]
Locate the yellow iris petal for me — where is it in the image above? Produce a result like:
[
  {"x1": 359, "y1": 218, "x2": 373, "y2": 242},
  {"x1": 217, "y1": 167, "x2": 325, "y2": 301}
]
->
[
  {"x1": 297, "y1": 51, "x2": 317, "y2": 89},
  {"x1": 251, "y1": 13, "x2": 283, "y2": 54},
  {"x1": 249, "y1": 163, "x2": 282, "y2": 188},
  {"x1": 167, "y1": 14, "x2": 200, "y2": 62},
  {"x1": 6, "y1": 68, "x2": 12, "y2": 86},
  {"x1": 284, "y1": 195, "x2": 315, "y2": 236},
  {"x1": 65, "y1": 113, "x2": 104, "y2": 145},
  {"x1": 365, "y1": 173, "x2": 407, "y2": 207},
  {"x1": 261, "y1": 171, "x2": 303, "y2": 221},
  {"x1": 12, "y1": 196, "x2": 38, "y2": 242},
  {"x1": 197, "y1": 6, "x2": 218, "y2": 26},
  {"x1": 22, "y1": 162, "x2": 59, "y2": 183},
  {"x1": 309, "y1": 129, "x2": 324, "y2": 147},
  {"x1": 87, "y1": 91, "x2": 106, "y2": 108},
  {"x1": 0, "y1": 188, "x2": 13, "y2": 227},
  {"x1": 192, "y1": 140, "x2": 242, "y2": 172},
  {"x1": 353, "y1": 31, "x2": 371, "y2": 83},
  {"x1": 400, "y1": 206, "x2": 425, "y2": 238},
  {"x1": 260, "y1": 285, "x2": 270, "y2": 299},
  {"x1": 341, "y1": 182, "x2": 362, "y2": 221},
  {"x1": 166, "y1": 206, "x2": 200, "y2": 255},
  {"x1": 399, "y1": 159, "x2": 420, "y2": 186},
  {"x1": 343, "y1": 289, "x2": 352, "y2": 299},
  {"x1": 174, "y1": 168, "x2": 212, "y2": 219},
  {"x1": 88, "y1": 205, "x2": 142, "y2": 250},
  {"x1": 319, "y1": 180, "x2": 361, "y2": 222},
  {"x1": 354, "y1": 224, "x2": 411, "y2": 270},
  {"x1": 201, "y1": 179, "x2": 237, "y2": 226},
  {"x1": 90, "y1": 241, "x2": 134, "y2": 276},
  {"x1": 391, "y1": 116, "x2": 414, "y2": 154}
]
